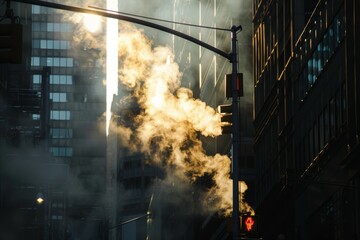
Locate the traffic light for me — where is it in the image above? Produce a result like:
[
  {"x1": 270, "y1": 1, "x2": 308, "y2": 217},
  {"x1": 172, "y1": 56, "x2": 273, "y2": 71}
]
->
[
  {"x1": 241, "y1": 214, "x2": 257, "y2": 236},
  {"x1": 217, "y1": 104, "x2": 232, "y2": 134},
  {"x1": 225, "y1": 73, "x2": 244, "y2": 98},
  {"x1": 0, "y1": 24, "x2": 22, "y2": 64}
]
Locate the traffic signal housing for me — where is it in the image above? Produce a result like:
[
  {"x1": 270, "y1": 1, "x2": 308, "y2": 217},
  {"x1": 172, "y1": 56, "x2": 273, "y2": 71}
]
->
[
  {"x1": 217, "y1": 104, "x2": 232, "y2": 134},
  {"x1": 225, "y1": 73, "x2": 244, "y2": 98}
]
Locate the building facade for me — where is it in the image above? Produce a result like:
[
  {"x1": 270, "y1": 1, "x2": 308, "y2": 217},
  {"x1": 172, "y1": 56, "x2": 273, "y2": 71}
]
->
[
  {"x1": 1, "y1": 1, "x2": 107, "y2": 239},
  {"x1": 253, "y1": 0, "x2": 360, "y2": 239}
]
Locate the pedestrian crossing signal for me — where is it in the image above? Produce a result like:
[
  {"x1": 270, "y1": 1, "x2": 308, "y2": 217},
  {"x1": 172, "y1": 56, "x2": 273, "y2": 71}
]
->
[{"x1": 241, "y1": 215, "x2": 257, "y2": 235}]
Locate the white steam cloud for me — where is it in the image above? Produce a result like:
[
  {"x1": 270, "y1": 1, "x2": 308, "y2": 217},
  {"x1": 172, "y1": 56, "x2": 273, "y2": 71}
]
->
[
  {"x1": 62, "y1": 0, "x2": 254, "y2": 216},
  {"x1": 114, "y1": 23, "x2": 253, "y2": 216}
]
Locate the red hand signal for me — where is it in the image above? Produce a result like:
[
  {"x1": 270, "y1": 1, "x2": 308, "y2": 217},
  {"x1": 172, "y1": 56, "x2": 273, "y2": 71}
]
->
[{"x1": 245, "y1": 216, "x2": 255, "y2": 231}]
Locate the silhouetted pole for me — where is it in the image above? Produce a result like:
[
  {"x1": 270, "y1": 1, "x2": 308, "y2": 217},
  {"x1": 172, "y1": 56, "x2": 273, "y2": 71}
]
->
[{"x1": 231, "y1": 25, "x2": 242, "y2": 240}]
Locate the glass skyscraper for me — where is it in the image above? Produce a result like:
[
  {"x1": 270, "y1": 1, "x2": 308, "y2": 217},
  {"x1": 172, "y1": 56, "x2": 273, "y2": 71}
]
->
[{"x1": 1, "y1": 2, "x2": 107, "y2": 239}]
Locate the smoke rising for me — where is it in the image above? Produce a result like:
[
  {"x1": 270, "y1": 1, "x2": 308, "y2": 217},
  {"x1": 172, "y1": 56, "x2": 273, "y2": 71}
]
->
[{"x1": 114, "y1": 23, "x2": 253, "y2": 216}]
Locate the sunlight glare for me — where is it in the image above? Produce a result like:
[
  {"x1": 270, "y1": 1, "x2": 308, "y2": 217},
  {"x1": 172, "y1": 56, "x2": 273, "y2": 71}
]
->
[
  {"x1": 106, "y1": 0, "x2": 119, "y2": 136},
  {"x1": 83, "y1": 14, "x2": 102, "y2": 33}
]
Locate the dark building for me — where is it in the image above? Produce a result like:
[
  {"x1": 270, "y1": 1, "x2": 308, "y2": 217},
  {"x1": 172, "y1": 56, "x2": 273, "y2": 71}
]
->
[
  {"x1": 1, "y1": 1, "x2": 107, "y2": 239},
  {"x1": 253, "y1": 0, "x2": 360, "y2": 239}
]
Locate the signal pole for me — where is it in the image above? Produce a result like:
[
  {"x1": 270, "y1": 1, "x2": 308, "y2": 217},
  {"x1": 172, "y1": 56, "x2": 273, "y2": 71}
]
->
[{"x1": 231, "y1": 25, "x2": 242, "y2": 239}]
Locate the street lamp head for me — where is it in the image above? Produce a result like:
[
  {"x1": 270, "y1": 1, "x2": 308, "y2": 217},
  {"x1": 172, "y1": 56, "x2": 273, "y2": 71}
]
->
[
  {"x1": 231, "y1": 25, "x2": 242, "y2": 33},
  {"x1": 36, "y1": 192, "x2": 45, "y2": 204}
]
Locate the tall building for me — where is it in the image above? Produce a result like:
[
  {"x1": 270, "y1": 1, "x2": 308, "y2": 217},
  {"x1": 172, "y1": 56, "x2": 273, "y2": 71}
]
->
[
  {"x1": 253, "y1": 0, "x2": 360, "y2": 238},
  {"x1": 1, "y1": 1, "x2": 107, "y2": 239},
  {"x1": 31, "y1": 3, "x2": 107, "y2": 240}
]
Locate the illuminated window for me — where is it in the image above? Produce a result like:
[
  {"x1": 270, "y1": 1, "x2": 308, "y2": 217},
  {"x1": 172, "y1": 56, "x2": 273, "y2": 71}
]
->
[
  {"x1": 46, "y1": 23, "x2": 73, "y2": 32},
  {"x1": 32, "y1": 5, "x2": 40, "y2": 14},
  {"x1": 50, "y1": 75, "x2": 73, "y2": 85},
  {"x1": 50, "y1": 93, "x2": 67, "y2": 102},
  {"x1": 50, "y1": 110, "x2": 71, "y2": 120},
  {"x1": 50, "y1": 128, "x2": 73, "y2": 139},
  {"x1": 33, "y1": 74, "x2": 41, "y2": 84},
  {"x1": 50, "y1": 147, "x2": 73, "y2": 157},
  {"x1": 31, "y1": 57, "x2": 40, "y2": 66},
  {"x1": 46, "y1": 57, "x2": 73, "y2": 67},
  {"x1": 40, "y1": 40, "x2": 70, "y2": 50},
  {"x1": 32, "y1": 114, "x2": 40, "y2": 120}
]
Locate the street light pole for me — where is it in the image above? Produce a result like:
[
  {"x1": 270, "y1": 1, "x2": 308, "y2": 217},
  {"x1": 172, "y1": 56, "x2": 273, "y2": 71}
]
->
[{"x1": 11, "y1": 0, "x2": 243, "y2": 238}]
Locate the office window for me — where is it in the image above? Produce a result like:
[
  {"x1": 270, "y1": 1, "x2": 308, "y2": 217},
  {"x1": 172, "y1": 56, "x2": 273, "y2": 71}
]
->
[
  {"x1": 40, "y1": 40, "x2": 70, "y2": 50},
  {"x1": 46, "y1": 57, "x2": 73, "y2": 67},
  {"x1": 317, "y1": 43, "x2": 323, "y2": 72},
  {"x1": 50, "y1": 128, "x2": 73, "y2": 139},
  {"x1": 31, "y1": 57, "x2": 74, "y2": 67},
  {"x1": 32, "y1": 40, "x2": 40, "y2": 48},
  {"x1": 31, "y1": 57, "x2": 40, "y2": 66},
  {"x1": 51, "y1": 215, "x2": 63, "y2": 220},
  {"x1": 50, "y1": 110, "x2": 71, "y2": 120},
  {"x1": 50, "y1": 75, "x2": 73, "y2": 85},
  {"x1": 33, "y1": 74, "x2": 41, "y2": 84},
  {"x1": 34, "y1": 75, "x2": 73, "y2": 85},
  {"x1": 32, "y1": 5, "x2": 40, "y2": 14},
  {"x1": 335, "y1": 6, "x2": 345, "y2": 44},
  {"x1": 32, "y1": 114, "x2": 40, "y2": 120},
  {"x1": 50, "y1": 147, "x2": 73, "y2": 157},
  {"x1": 50, "y1": 93, "x2": 67, "y2": 102},
  {"x1": 32, "y1": 22, "x2": 40, "y2": 31},
  {"x1": 307, "y1": 59, "x2": 313, "y2": 87},
  {"x1": 46, "y1": 23, "x2": 73, "y2": 32},
  {"x1": 328, "y1": 25, "x2": 335, "y2": 54},
  {"x1": 323, "y1": 32, "x2": 330, "y2": 62}
]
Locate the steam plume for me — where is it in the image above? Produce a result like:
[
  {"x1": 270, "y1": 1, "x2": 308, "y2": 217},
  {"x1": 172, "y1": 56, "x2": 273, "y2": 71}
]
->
[
  {"x1": 62, "y1": 0, "x2": 254, "y2": 216},
  {"x1": 115, "y1": 23, "x2": 253, "y2": 216}
]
